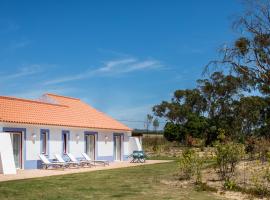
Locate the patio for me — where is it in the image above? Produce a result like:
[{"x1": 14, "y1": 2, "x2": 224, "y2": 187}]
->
[{"x1": 0, "y1": 160, "x2": 171, "y2": 182}]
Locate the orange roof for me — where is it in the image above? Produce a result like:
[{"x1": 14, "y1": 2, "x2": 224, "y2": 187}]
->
[{"x1": 0, "y1": 93, "x2": 131, "y2": 131}]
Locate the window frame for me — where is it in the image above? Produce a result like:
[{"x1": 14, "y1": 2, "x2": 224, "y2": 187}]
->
[
  {"x1": 40, "y1": 129, "x2": 49, "y2": 155},
  {"x1": 62, "y1": 131, "x2": 70, "y2": 154}
]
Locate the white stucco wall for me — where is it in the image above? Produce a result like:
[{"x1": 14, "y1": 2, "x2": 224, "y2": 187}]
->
[{"x1": 0, "y1": 122, "x2": 132, "y2": 169}]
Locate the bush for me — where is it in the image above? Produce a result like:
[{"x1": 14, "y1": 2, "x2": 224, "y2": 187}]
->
[
  {"x1": 245, "y1": 136, "x2": 256, "y2": 160},
  {"x1": 214, "y1": 142, "x2": 244, "y2": 181},
  {"x1": 224, "y1": 179, "x2": 237, "y2": 190},
  {"x1": 255, "y1": 138, "x2": 270, "y2": 163},
  {"x1": 250, "y1": 163, "x2": 270, "y2": 197},
  {"x1": 178, "y1": 149, "x2": 204, "y2": 183},
  {"x1": 164, "y1": 122, "x2": 185, "y2": 142}
]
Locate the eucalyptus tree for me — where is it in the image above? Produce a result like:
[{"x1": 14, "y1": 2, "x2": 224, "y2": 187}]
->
[
  {"x1": 153, "y1": 89, "x2": 208, "y2": 143},
  {"x1": 197, "y1": 72, "x2": 244, "y2": 142},
  {"x1": 153, "y1": 118, "x2": 160, "y2": 132},
  {"x1": 211, "y1": 0, "x2": 270, "y2": 95},
  {"x1": 145, "y1": 114, "x2": 153, "y2": 133}
]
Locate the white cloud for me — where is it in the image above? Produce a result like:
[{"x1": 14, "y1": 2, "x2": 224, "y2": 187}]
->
[
  {"x1": 0, "y1": 20, "x2": 20, "y2": 34},
  {"x1": 1, "y1": 65, "x2": 42, "y2": 80},
  {"x1": 8, "y1": 40, "x2": 31, "y2": 50},
  {"x1": 44, "y1": 57, "x2": 163, "y2": 85},
  {"x1": 6, "y1": 87, "x2": 76, "y2": 99}
]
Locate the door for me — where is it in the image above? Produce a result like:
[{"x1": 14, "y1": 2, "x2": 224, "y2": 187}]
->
[
  {"x1": 85, "y1": 134, "x2": 95, "y2": 160},
  {"x1": 114, "y1": 135, "x2": 122, "y2": 161},
  {"x1": 10, "y1": 133, "x2": 22, "y2": 169}
]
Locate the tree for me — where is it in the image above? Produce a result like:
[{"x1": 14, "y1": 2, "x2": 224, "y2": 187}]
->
[
  {"x1": 197, "y1": 72, "x2": 244, "y2": 142},
  {"x1": 153, "y1": 89, "x2": 206, "y2": 124},
  {"x1": 163, "y1": 122, "x2": 186, "y2": 142},
  {"x1": 210, "y1": 0, "x2": 270, "y2": 95},
  {"x1": 145, "y1": 114, "x2": 153, "y2": 133},
  {"x1": 153, "y1": 118, "x2": 159, "y2": 132},
  {"x1": 153, "y1": 89, "x2": 209, "y2": 143},
  {"x1": 152, "y1": 0, "x2": 270, "y2": 145},
  {"x1": 184, "y1": 114, "x2": 209, "y2": 139},
  {"x1": 233, "y1": 96, "x2": 267, "y2": 137}
]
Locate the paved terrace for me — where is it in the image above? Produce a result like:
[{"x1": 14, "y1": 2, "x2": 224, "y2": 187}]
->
[{"x1": 0, "y1": 160, "x2": 172, "y2": 182}]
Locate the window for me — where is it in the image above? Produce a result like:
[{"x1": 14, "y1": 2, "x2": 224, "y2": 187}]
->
[
  {"x1": 41, "y1": 130, "x2": 48, "y2": 155},
  {"x1": 62, "y1": 131, "x2": 69, "y2": 154}
]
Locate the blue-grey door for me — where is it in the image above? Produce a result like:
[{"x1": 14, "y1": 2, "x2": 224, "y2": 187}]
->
[
  {"x1": 85, "y1": 134, "x2": 95, "y2": 160},
  {"x1": 114, "y1": 135, "x2": 121, "y2": 161},
  {"x1": 10, "y1": 133, "x2": 22, "y2": 169}
]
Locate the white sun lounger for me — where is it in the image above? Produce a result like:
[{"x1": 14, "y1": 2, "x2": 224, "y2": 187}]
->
[
  {"x1": 54, "y1": 154, "x2": 80, "y2": 168},
  {"x1": 66, "y1": 153, "x2": 93, "y2": 167},
  {"x1": 39, "y1": 154, "x2": 66, "y2": 169},
  {"x1": 81, "y1": 153, "x2": 109, "y2": 166}
]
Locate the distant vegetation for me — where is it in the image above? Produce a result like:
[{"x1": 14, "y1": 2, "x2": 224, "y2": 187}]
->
[
  {"x1": 143, "y1": 1, "x2": 270, "y2": 198},
  {"x1": 152, "y1": 0, "x2": 270, "y2": 146}
]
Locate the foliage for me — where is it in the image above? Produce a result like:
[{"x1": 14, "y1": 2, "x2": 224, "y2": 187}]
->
[
  {"x1": 250, "y1": 162, "x2": 270, "y2": 197},
  {"x1": 153, "y1": 89, "x2": 206, "y2": 125},
  {"x1": 223, "y1": 179, "x2": 237, "y2": 190},
  {"x1": 142, "y1": 135, "x2": 171, "y2": 150},
  {"x1": 210, "y1": 0, "x2": 270, "y2": 95},
  {"x1": 214, "y1": 142, "x2": 244, "y2": 181},
  {"x1": 153, "y1": 118, "x2": 159, "y2": 132},
  {"x1": 154, "y1": 71, "x2": 270, "y2": 144},
  {"x1": 216, "y1": 128, "x2": 226, "y2": 143},
  {"x1": 245, "y1": 136, "x2": 257, "y2": 160},
  {"x1": 152, "y1": 1, "x2": 270, "y2": 145},
  {"x1": 145, "y1": 114, "x2": 153, "y2": 132},
  {"x1": 163, "y1": 122, "x2": 184, "y2": 142},
  {"x1": 255, "y1": 138, "x2": 270, "y2": 163},
  {"x1": 162, "y1": 115, "x2": 209, "y2": 144},
  {"x1": 178, "y1": 149, "x2": 204, "y2": 183}
]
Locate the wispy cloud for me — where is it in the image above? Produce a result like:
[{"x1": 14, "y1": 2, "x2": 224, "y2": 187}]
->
[
  {"x1": 8, "y1": 87, "x2": 76, "y2": 99},
  {"x1": 44, "y1": 57, "x2": 163, "y2": 85},
  {"x1": 1, "y1": 65, "x2": 42, "y2": 80},
  {"x1": 0, "y1": 20, "x2": 20, "y2": 34},
  {"x1": 7, "y1": 40, "x2": 32, "y2": 50}
]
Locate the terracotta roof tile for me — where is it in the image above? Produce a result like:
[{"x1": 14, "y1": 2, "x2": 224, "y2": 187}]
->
[{"x1": 0, "y1": 93, "x2": 131, "y2": 131}]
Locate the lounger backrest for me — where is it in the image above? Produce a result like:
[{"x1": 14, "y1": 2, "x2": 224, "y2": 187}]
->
[
  {"x1": 67, "y1": 153, "x2": 77, "y2": 162},
  {"x1": 55, "y1": 154, "x2": 65, "y2": 163},
  {"x1": 39, "y1": 154, "x2": 51, "y2": 164},
  {"x1": 82, "y1": 153, "x2": 91, "y2": 161}
]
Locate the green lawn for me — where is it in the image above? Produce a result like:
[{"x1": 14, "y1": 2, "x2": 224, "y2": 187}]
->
[{"x1": 0, "y1": 162, "x2": 222, "y2": 200}]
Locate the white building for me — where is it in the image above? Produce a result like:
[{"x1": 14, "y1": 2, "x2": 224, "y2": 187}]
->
[{"x1": 0, "y1": 93, "x2": 134, "y2": 169}]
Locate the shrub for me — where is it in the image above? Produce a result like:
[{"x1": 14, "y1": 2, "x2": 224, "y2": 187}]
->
[
  {"x1": 254, "y1": 138, "x2": 270, "y2": 163},
  {"x1": 214, "y1": 142, "x2": 244, "y2": 181},
  {"x1": 164, "y1": 122, "x2": 185, "y2": 142},
  {"x1": 217, "y1": 128, "x2": 226, "y2": 143},
  {"x1": 178, "y1": 149, "x2": 204, "y2": 183},
  {"x1": 245, "y1": 136, "x2": 257, "y2": 160},
  {"x1": 224, "y1": 179, "x2": 237, "y2": 190},
  {"x1": 250, "y1": 163, "x2": 270, "y2": 197}
]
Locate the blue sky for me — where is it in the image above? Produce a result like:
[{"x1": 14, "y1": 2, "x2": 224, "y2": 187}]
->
[{"x1": 0, "y1": 0, "x2": 243, "y2": 129}]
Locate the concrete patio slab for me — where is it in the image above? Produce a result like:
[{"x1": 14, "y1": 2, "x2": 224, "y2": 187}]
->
[{"x1": 0, "y1": 160, "x2": 172, "y2": 182}]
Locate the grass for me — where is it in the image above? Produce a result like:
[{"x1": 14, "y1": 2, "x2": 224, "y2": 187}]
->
[
  {"x1": 147, "y1": 155, "x2": 178, "y2": 160},
  {"x1": 0, "y1": 162, "x2": 222, "y2": 200}
]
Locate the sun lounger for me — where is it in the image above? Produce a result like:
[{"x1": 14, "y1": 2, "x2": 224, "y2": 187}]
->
[
  {"x1": 39, "y1": 154, "x2": 66, "y2": 169},
  {"x1": 66, "y1": 153, "x2": 92, "y2": 167},
  {"x1": 81, "y1": 152, "x2": 109, "y2": 166},
  {"x1": 54, "y1": 154, "x2": 80, "y2": 168}
]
